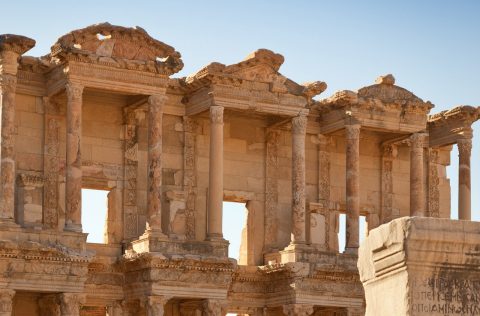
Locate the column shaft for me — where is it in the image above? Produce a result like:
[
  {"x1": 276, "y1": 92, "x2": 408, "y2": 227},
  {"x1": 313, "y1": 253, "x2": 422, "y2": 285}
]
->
[
  {"x1": 146, "y1": 95, "x2": 167, "y2": 233},
  {"x1": 291, "y1": 114, "x2": 307, "y2": 244},
  {"x1": 458, "y1": 138, "x2": 472, "y2": 220},
  {"x1": 345, "y1": 124, "x2": 361, "y2": 252},
  {"x1": 207, "y1": 106, "x2": 224, "y2": 239},
  {"x1": 65, "y1": 83, "x2": 83, "y2": 232},
  {"x1": 410, "y1": 133, "x2": 426, "y2": 217},
  {"x1": 0, "y1": 74, "x2": 17, "y2": 223}
]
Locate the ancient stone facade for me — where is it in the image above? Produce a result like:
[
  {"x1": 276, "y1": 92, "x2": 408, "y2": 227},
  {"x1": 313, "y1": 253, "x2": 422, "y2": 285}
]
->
[{"x1": 0, "y1": 23, "x2": 478, "y2": 315}]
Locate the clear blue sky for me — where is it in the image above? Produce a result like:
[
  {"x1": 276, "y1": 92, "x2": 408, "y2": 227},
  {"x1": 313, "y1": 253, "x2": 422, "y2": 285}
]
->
[{"x1": 2, "y1": 1, "x2": 479, "y2": 249}]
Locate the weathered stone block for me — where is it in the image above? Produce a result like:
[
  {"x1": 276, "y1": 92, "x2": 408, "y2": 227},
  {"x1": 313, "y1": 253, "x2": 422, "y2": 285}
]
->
[{"x1": 359, "y1": 217, "x2": 480, "y2": 316}]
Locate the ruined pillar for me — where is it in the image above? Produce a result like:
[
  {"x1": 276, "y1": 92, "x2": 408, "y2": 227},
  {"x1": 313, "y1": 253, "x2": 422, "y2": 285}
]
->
[
  {"x1": 291, "y1": 113, "x2": 308, "y2": 244},
  {"x1": 146, "y1": 95, "x2": 167, "y2": 234},
  {"x1": 207, "y1": 105, "x2": 224, "y2": 240},
  {"x1": 146, "y1": 296, "x2": 170, "y2": 316},
  {"x1": 409, "y1": 133, "x2": 427, "y2": 217},
  {"x1": 64, "y1": 83, "x2": 83, "y2": 232},
  {"x1": 458, "y1": 138, "x2": 472, "y2": 220},
  {"x1": 59, "y1": 293, "x2": 85, "y2": 316},
  {"x1": 282, "y1": 304, "x2": 314, "y2": 316},
  {"x1": 345, "y1": 124, "x2": 361, "y2": 253},
  {"x1": 0, "y1": 34, "x2": 35, "y2": 224},
  {"x1": 0, "y1": 289, "x2": 15, "y2": 316}
]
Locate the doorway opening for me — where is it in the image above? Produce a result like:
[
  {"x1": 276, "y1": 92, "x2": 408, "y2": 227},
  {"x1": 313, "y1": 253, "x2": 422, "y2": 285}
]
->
[
  {"x1": 222, "y1": 201, "x2": 247, "y2": 261},
  {"x1": 81, "y1": 188, "x2": 108, "y2": 243}
]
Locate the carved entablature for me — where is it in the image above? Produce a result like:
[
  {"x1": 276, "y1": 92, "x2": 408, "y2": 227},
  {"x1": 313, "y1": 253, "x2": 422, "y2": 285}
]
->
[
  {"x1": 181, "y1": 49, "x2": 326, "y2": 117},
  {"x1": 428, "y1": 105, "x2": 480, "y2": 147},
  {"x1": 316, "y1": 74, "x2": 434, "y2": 134}
]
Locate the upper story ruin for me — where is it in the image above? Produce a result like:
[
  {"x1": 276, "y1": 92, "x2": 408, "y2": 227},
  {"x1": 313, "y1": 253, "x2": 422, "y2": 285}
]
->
[{"x1": 0, "y1": 23, "x2": 479, "y2": 316}]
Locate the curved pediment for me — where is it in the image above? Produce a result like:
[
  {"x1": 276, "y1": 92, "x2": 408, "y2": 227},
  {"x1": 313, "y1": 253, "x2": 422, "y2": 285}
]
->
[
  {"x1": 357, "y1": 74, "x2": 425, "y2": 104},
  {"x1": 50, "y1": 22, "x2": 183, "y2": 74}
]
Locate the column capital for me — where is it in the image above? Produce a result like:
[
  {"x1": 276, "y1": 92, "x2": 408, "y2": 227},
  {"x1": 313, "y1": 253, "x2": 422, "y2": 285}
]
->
[
  {"x1": 458, "y1": 137, "x2": 472, "y2": 157},
  {"x1": 292, "y1": 113, "x2": 308, "y2": 134},
  {"x1": 382, "y1": 143, "x2": 398, "y2": 160},
  {"x1": 0, "y1": 289, "x2": 15, "y2": 314},
  {"x1": 345, "y1": 124, "x2": 361, "y2": 139},
  {"x1": 210, "y1": 105, "x2": 224, "y2": 124},
  {"x1": 146, "y1": 295, "x2": 171, "y2": 316},
  {"x1": 283, "y1": 304, "x2": 314, "y2": 316},
  {"x1": 59, "y1": 293, "x2": 85, "y2": 316},
  {"x1": 148, "y1": 94, "x2": 168, "y2": 107},
  {"x1": 65, "y1": 82, "x2": 84, "y2": 102},
  {"x1": 409, "y1": 132, "x2": 428, "y2": 149},
  {"x1": 203, "y1": 299, "x2": 227, "y2": 316}
]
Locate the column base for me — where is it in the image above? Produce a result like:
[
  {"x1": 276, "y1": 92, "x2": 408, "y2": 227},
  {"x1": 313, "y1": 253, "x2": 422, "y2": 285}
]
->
[
  {"x1": 64, "y1": 223, "x2": 82, "y2": 233},
  {"x1": 0, "y1": 218, "x2": 19, "y2": 228},
  {"x1": 343, "y1": 247, "x2": 358, "y2": 255}
]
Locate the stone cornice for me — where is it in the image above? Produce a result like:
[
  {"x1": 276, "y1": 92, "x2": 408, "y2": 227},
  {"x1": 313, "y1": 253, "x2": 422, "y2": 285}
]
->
[
  {"x1": 428, "y1": 105, "x2": 480, "y2": 127},
  {"x1": 0, "y1": 34, "x2": 35, "y2": 55}
]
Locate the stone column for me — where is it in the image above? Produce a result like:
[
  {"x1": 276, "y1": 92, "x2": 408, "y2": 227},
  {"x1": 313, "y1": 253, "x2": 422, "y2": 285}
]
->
[
  {"x1": 64, "y1": 83, "x2": 83, "y2": 232},
  {"x1": 59, "y1": 293, "x2": 85, "y2": 316},
  {"x1": 282, "y1": 304, "x2": 314, "y2": 316},
  {"x1": 458, "y1": 138, "x2": 472, "y2": 220},
  {"x1": 345, "y1": 124, "x2": 361, "y2": 253},
  {"x1": 207, "y1": 105, "x2": 224, "y2": 240},
  {"x1": 0, "y1": 289, "x2": 15, "y2": 316},
  {"x1": 0, "y1": 35, "x2": 34, "y2": 224},
  {"x1": 291, "y1": 114, "x2": 308, "y2": 244},
  {"x1": 409, "y1": 133, "x2": 427, "y2": 217},
  {"x1": 381, "y1": 144, "x2": 397, "y2": 224},
  {"x1": 146, "y1": 296, "x2": 170, "y2": 316},
  {"x1": 146, "y1": 95, "x2": 167, "y2": 234}
]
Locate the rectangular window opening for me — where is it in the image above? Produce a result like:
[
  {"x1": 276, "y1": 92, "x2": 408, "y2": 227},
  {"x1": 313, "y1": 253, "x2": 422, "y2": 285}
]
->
[
  {"x1": 81, "y1": 188, "x2": 109, "y2": 244},
  {"x1": 222, "y1": 201, "x2": 247, "y2": 262},
  {"x1": 337, "y1": 214, "x2": 367, "y2": 253}
]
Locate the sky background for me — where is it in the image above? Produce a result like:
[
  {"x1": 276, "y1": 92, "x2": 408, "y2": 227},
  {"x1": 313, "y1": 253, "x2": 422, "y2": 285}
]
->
[{"x1": 2, "y1": 1, "x2": 479, "y2": 255}]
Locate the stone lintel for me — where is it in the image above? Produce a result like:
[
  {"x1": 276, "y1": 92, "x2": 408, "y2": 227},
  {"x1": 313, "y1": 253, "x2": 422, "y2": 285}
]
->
[{"x1": 359, "y1": 217, "x2": 480, "y2": 316}]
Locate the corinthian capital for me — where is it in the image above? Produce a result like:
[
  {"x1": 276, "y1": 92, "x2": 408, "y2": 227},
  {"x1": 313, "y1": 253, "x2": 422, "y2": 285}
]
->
[
  {"x1": 292, "y1": 114, "x2": 308, "y2": 135},
  {"x1": 65, "y1": 83, "x2": 84, "y2": 102},
  {"x1": 148, "y1": 94, "x2": 168, "y2": 107},
  {"x1": 458, "y1": 138, "x2": 472, "y2": 157},
  {"x1": 210, "y1": 105, "x2": 224, "y2": 124},
  {"x1": 345, "y1": 124, "x2": 361, "y2": 140},
  {"x1": 410, "y1": 132, "x2": 428, "y2": 149}
]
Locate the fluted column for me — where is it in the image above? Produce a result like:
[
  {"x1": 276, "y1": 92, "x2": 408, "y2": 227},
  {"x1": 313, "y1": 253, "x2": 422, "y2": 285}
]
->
[
  {"x1": 65, "y1": 83, "x2": 83, "y2": 232},
  {"x1": 207, "y1": 106, "x2": 224, "y2": 240},
  {"x1": 146, "y1": 95, "x2": 167, "y2": 234},
  {"x1": 0, "y1": 289, "x2": 15, "y2": 316},
  {"x1": 345, "y1": 124, "x2": 361, "y2": 253},
  {"x1": 0, "y1": 35, "x2": 35, "y2": 224},
  {"x1": 291, "y1": 114, "x2": 307, "y2": 244},
  {"x1": 410, "y1": 133, "x2": 427, "y2": 217},
  {"x1": 458, "y1": 138, "x2": 472, "y2": 220}
]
